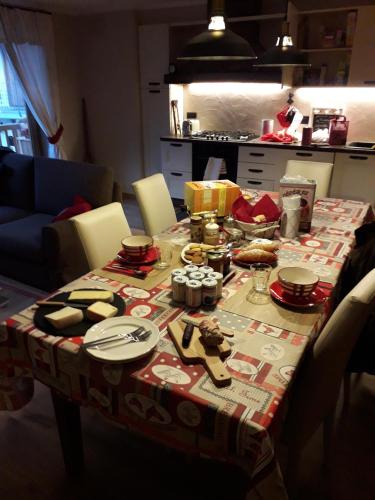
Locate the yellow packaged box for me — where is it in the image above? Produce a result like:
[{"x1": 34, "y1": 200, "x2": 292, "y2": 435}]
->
[{"x1": 184, "y1": 180, "x2": 241, "y2": 217}]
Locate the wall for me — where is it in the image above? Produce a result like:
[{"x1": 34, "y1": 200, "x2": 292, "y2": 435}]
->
[
  {"x1": 63, "y1": 11, "x2": 143, "y2": 194},
  {"x1": 53, "y1": 14, "x2": 84, "y2": 162},
  {"x1": 183, "y1": 83, "x2": 375, "y2": 141}
]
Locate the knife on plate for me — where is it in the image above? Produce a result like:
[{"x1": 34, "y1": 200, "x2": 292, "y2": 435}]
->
[
  {"x1": 83, "y1": 326, "x2": 148, "y2": 349},
  {"x1": 36, "y1": 300, "x2": 89, "y2": 309}
]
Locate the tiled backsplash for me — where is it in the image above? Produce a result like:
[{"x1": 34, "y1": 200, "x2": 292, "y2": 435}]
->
[{"x1": 183, "y1": 83, "x2": 375, "y2": 141}]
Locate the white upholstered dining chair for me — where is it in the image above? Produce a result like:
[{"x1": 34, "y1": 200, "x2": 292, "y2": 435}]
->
[
  {"x1": 132, "y1": 173, "x2": 177, "y2": 236},
  {"x1": 70, "y1": 202, "x2": 131, "y2": 270},
  {"x1": 283, "y1": 268, "x2": 375, "y2": 494},
  {"x1": 285, "y1": 160, "x2": 334, "y2": 199}
]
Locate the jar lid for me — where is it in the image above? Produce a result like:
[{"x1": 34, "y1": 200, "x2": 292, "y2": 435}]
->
[
  {"x1": 186, "y1": 279, "x2": 202, "y2": 289},
  {"x1": 202, "y1": 278, "x2": 218, "y2": 288},
  {"x1": 208, "y1": 272, "x2": 223, "y2": 280},
  {"x1": 173, "y1": 275, "x2": 188, "y2": 284},
  {"x1": 201, "y1": 266, "x2": 214, "y2": 274},
  {"x1": 190, "y1": 215, "x2": 202, "y2": 223},
  {"x1": 190, "y1": 271, "x2": 205, "y2": 280},
  {"x1": 207, "y1": 252, "x2": 225, "y2": 261},
  {"x1": 171, "y1": 268, "x2": 187, "y2": 276},
  {"x1": 184, "y1": 264, "x2": 199, "y2": 272}
]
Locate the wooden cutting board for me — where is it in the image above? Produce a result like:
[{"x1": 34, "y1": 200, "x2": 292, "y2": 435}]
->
[{"x1": 168, "y1": 320, "x2": 232, "y2": 387}]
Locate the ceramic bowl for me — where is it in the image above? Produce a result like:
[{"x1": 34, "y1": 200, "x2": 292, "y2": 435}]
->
[
  {"x1": 278, "y1": 267, "x2": 319, "y2": 298},
  {"x1": 121, "y1": 235, "x2": 153, "y2": 259}
]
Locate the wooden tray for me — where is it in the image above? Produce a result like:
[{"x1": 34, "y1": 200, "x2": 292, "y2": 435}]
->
[{"x1": 168, "y1": 320, "x2": 232, "y2": 387}]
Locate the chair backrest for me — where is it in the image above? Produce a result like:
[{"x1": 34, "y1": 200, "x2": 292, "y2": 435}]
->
[
  {"x1": 285, "y1": 268, "x2": 375, "y2": 448},
  {"x1": 132, "y1": 173, "x2": 177, "y2": 236},
  {"x1": 285, "y1": 160, "x2": 334, "y2": 199},
  {"x1": 70, "y1": 202, "x2": 131, "y2": 270}
]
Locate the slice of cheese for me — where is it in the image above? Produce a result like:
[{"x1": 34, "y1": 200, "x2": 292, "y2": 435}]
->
[
  {"x1": 86, "y1": 301, "x2": 118, "y2": 322},
  {"x1": 68, "y1": 290, "x2": 114, "y2": 303},
  {"x1": 45, "y1": 306, "x2": 84, "y2": 330}
]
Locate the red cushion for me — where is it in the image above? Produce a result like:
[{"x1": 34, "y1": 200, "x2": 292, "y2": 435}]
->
[{"x1": 53, "y1": 195, "x2": 92, "y2": 222}]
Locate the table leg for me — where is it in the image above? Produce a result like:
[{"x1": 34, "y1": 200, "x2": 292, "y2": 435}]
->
[{"x1": 50, "y1": 389, "x2": 84, "y2": 476}]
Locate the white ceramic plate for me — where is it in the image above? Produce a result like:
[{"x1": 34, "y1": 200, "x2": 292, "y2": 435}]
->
[{"x1": 83, "y1": 317, "x2": 159, "y2": 363}]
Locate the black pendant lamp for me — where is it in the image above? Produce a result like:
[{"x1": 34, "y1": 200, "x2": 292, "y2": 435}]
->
[
  {"x1": 254, "y1": 3, "x2": 310, "y2": 68},
  {"x1": 177, "y1": 0, "x2": 256, "y2": 61}
]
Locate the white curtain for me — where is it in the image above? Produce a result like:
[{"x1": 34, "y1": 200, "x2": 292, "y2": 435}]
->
[{"x1": 0, "y1": 7, "x2": 65, "y2": 158}]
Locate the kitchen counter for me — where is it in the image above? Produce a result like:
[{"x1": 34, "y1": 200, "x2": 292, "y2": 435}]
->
[{"x1": 160, "y1": 136, "x2": 375, "y2": 155}]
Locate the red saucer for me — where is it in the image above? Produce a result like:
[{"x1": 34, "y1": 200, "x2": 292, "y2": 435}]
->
[
  {"x1": 117, "y1": 247, "x2": 160, "y2": 266},
  {"x1": 270, "y1": 281, "x2": 327, "y2": 309}
]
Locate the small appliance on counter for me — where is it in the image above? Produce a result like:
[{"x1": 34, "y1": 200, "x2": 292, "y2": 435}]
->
[
  {"x1": 328, "y1": 116, "x2": 349, "y2": 146},
  {"x1": 182, "y1": 112, "x2": 201, "y2": 137}
]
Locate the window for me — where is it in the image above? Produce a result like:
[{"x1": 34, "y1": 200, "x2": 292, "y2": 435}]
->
[{"x1": 0, "y1": 49, "x2": 32, "y2": 155}]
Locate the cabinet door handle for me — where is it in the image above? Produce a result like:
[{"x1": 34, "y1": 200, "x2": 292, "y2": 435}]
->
[
  {"x1": 248, "y1": 168, "x2": 263, "y2": 173},
  {"x1": 249, "y1": 152, "x2": 265, "y2": 157},
  {"x1": 349, "y1": 155, "x2": 368, "y2": 160},
  {"x1": 170, "y1": 143, "x2": 182, "y2": 147},
  {"x1": 148, "y1": 82, "x2": 161, "y2": 86},
  {"x1": 170, "y1": 172, "x2": 183, "y2": 176},
  {"x1": 247, "y1": 180, "x2": 262, "y2": 185},
  {"x1": 364, "y1": 81, "x2": 375, "y2": 85},
  {"x1": 148, "y1": 90, "x2": 160, "y2": 94},
  {"x1": 296, "y1": 152, "x2": 313, "y2": 157}
]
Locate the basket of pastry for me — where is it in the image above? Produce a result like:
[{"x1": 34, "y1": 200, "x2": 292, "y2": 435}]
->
[
  {"x1": 232, "y1": 239, "x2": 279, "y2": 267},
  {"x1": 232, "y1": 194, "x2": 281, "y2": 240}
]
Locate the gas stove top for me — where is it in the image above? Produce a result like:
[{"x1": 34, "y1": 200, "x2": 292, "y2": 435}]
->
[{"x1": 190, "y1": 130, "x2": 258, "y2": 142}]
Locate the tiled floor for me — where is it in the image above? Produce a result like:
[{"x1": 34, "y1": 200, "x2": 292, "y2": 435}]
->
[
  {"x1": 2, "y1": 197, "x2": 374, "y2": 499},
  {"x1": 1, "y1": 374, "x2": 374, "y2": 499}
]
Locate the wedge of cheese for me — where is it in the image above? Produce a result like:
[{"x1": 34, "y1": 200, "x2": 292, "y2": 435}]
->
[
  {"x1": 45, "y1": 306, "x2": 84, "y2": 330},
  {"x1": 86, "y1": 301, "x2": 118, "y2": 322},
  {"x1": 68, "y1": 290, "x2": 114, "y2": 304}
]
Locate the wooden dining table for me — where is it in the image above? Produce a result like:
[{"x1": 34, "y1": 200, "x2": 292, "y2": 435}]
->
[{"x1": 0, "y1": 191, "x2": 373, "y2": 499}]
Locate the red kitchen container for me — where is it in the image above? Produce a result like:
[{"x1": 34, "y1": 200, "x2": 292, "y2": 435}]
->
[{"x1": 329, "y1": 117, "x2": 349, "y2": 145}]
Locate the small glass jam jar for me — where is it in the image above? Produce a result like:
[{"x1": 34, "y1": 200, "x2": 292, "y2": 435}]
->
[{"x1": 207, "y1": 251, "x2": 225, "y2": 274}]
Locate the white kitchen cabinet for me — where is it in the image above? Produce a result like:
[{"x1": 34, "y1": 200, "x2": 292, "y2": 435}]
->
[
  {"x1": 330, "y1": 152, "x2": 375, "y2": 205},
  {"x1": 161, "y1": 141, "x2": 192, "y2": 198},
  {"x1": 164, "y1": 170, "x2": 191, "y2": 199},
  {"x1": 238, "y1": 146, "x2": 286, "y2": 165},
  {"x1": 161, "y1": 141, "x2": 192, "y2": 173},
  {"x1": 237, "y1": 177, "x2": 275, "y2": 191},
  {"x1": 237, "y1": 145, "x2": 336, "y2": 190},
  {"x1": 284, "y1": 150, "x2": 335, "y2": 164},
  {"x1": 237, "y1": 146, "x2": 288, "y2": 188},
  {"x1": 348, "y1": 6, "x2": 375, "y2": 86},
  {"x1": 139, "y1": 24, "x2": 169, "y2": 89},
  {"x1": 141, "y1": 88, "x2": 170, "y2": 177}
]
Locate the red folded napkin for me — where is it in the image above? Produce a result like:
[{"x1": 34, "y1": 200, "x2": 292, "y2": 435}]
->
[
  {"x1": 260, "y1": 132, "x2": 294, "y2": 143},
  {"x1": 232, "y1": 194, "x2": 281, "y2": 223}
]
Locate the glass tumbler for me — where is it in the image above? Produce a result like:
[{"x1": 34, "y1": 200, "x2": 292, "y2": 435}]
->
[
  {"x1": 246, "y1": 263, "x2": 272, "y2": 305},
  {"x1": 153, "y1": 241, "x2": 173, "y2": 269}
]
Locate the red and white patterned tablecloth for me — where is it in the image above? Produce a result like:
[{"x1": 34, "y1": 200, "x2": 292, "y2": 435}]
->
[{"x1": 0, "y1": 192, "x2": 373, "y2": 499}]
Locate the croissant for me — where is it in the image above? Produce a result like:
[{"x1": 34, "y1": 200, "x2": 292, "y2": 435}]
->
[
  {"x1": 244, "y1": 241, "x2": 279, "y2": 253},
  {"x1": 236, "y1": 248, "x2": 277, "y2": 264}
]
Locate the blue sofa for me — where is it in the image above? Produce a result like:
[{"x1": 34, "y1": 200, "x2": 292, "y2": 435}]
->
[{"x1": 0, "y1": 150, "x2": 122, "y2": 290}]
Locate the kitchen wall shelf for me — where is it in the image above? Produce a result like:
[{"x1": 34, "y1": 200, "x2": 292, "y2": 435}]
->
[{"x1": 300, "y1": 47, "x2": 352, "y2": 53}]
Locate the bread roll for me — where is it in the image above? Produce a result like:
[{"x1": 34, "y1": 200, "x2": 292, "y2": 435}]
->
[
  {"x1": 236, "y1": 248, "x2": 277, "y2": 264},
  {"x1": 244, "y1": 241, "x2": 279, "y2": 253}
]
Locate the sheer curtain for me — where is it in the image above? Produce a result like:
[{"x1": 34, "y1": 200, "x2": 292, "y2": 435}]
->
[{"x1": 0, "y1": 7, "x2": 65, "y2": 158}]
